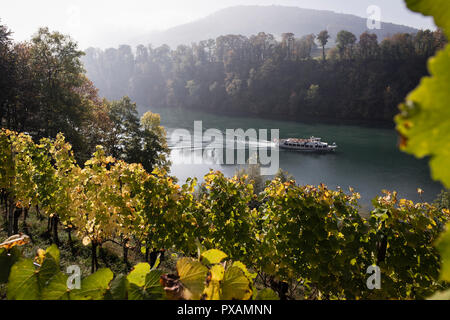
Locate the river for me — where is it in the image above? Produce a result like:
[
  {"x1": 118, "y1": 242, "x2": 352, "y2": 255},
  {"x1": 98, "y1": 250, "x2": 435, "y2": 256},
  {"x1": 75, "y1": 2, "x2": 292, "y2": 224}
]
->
[{"x1": 144, "y1": 106, "x2": 443, "y2": 207}]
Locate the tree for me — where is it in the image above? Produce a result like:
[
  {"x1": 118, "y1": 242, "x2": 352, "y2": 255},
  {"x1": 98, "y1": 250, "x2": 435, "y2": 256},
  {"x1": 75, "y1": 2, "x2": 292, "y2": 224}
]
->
[
  {"x1": 281, "y1": 33, "x2": 295, "y2": 60},
  {"x1": 0, "y1": 21, "x2": 15, "y2": 129},
  {"x1": 105, "y1": 96, "x2": 141, "y2": 161},
  {"x1": 29, "y1": 27, "x2": 87, "y2": 150},
  {"x1": 336, "y1": 30, "x2": 357, "y2": 59},
  {"x1": 359, "y1": 32, "x2": 379, "y2": 59},
  {"x1": 140, "y1": 112, "x2": 171, "y2": 172},
  {"x1": 274, "y1": 168, "x2": 295, "y2": 183},
  {"x1": 295, "y1": 34, "x2": 316, "y2": 59},
  {"x1": 317, "y1": 30, "x2": 330, "y2": 61}
]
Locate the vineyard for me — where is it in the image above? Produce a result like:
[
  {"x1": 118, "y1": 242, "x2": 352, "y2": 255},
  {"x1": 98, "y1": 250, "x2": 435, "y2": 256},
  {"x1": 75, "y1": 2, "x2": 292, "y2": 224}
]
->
[
  {"x1": 1, "y1": 0, "x2": 450, "y2": 300},
  {"x1": 0, "y1": 128, "x2": 449, "y2": 300}
]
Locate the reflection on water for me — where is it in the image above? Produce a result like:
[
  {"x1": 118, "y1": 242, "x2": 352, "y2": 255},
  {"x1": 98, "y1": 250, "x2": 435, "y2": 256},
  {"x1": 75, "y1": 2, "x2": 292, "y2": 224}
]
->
[{"x1": 143, "y1": 106, "x2": 443, "y2": 206}]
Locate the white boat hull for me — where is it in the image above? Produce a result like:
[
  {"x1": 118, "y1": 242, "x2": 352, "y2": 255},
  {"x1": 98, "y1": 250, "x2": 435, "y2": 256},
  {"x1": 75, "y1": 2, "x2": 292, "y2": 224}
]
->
[{"x1": 278, "y1": 138, "x2": 337, "y2": 152}]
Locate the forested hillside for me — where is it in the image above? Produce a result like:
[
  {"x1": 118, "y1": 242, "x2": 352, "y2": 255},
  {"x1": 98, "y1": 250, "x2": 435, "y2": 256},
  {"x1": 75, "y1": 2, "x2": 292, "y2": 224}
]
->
[
  {"x1": 139, "y1": 6, "x2": 419, "y2": 48},
  {"x1": 83, "y1": 29, "x2": 446, "y2": 124}
]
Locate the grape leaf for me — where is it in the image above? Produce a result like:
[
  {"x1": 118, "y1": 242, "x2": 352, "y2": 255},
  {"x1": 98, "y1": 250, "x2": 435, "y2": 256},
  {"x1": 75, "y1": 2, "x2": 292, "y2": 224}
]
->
[
  {"x1": 201, "y1": 249, "x2": 228, "y2": 265},
  {"x1": 405, "y1": 0, "x2": 450, "y2": 37},
  {"x1": 7, "y1": 259, "x2": 40, "y2": 300},
  {"x1": 127, "y1": 263, "x2": 151, "y2": 287},
  {"x1": 144, "y1": 270, "x2": 165, "y2": 299},
  {"x1": 106, "y1": 274, "x2": 129, "y2": 300},
  {"x1": 71, "y1": 268, "x2": 113, "y2": 300},
  {"x1": 255, "y1": 288, "x2": 280, "y2": 300},
  {"x1": 436, "y1": 224, "x2": 450, "y2": 282},
  {"x1": 395, "y1": 45, "x2": 450, "y2": 188},
  {"x1": 177, "y1": 258, "x2": 208, "y2": 300},
  {"x1": 38, "y1": 250, "x2": 60, "y2": 289},
  {"x1": 41, "y1": 272, "x2": 70, "y2": 300},
  {"x1": 221, "y1": 266, "x2": 252, "y2": 300},
  {"x1": 0, "y1": 247, "x2": 21, "y2": 284}
]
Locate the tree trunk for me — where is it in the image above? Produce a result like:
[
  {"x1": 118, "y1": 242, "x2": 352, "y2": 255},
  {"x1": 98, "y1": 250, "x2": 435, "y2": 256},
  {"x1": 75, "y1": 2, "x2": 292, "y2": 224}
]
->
[
  {"x1": 123, "y1": 240, "x2": 130, "y2": 271},
  {"x1": 67, "y1": 228, "x2": 75, "y2": 255},
  {"x1": 51, "y1": 215, "x2": 60, "y2": 246},
  {"x1": 377, "y1": 235, "x2": 388, "y2": 264},
  {"x1": 47, "y1": 216, "x2": 52, "y2": 233},
  {"x1": 144, "y1": 246, "x2": 150, "y2": 263},
  {"x1": 99, "y1": 246, "x2": 110, "y2": 269},
  {"x1": 91, "y1": 242, "x2": 99, "y2": 274},
  {"x1": 22, "y1": 208, "x2": 33, "y2": 242},
  {"x1": 1, "y1": 191, "x2": 8, "y2": 221},
  {"x1": 7, "y1": 199, "x2": 15, "y2": 236},
  {"x1": 270, "y1": 278, "x2": 289, "y2": 300},
  {"x1": 36, "y1": 205, "x2": 43, "y2": 220},
  {"x1": 13, "y1": 208, "x2": 22, "y2": 235}
]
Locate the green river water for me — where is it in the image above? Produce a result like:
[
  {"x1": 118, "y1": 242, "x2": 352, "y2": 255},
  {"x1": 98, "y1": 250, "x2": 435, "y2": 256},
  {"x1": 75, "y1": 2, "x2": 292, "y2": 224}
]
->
[{"x1": 144, "y1": 106, "x2": 442, "y2": 208}]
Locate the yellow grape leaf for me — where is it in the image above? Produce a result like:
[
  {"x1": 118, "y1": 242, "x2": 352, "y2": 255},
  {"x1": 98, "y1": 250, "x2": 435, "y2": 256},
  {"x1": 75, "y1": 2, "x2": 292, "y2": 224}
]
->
[
  {"x1": 127, "y1": 263, "x2": 151, "y2": 287},
  {"x1": 177, "y1": 258, "x2": 208, "y2": 300},
  {"x1": 209, "y1": 264, "x2": 225, "y2": 281},
  {"x1": 203, "y1": 279, "x2": 221, "y2": 300},
  {"x1": 201, "y1": 249, "x2": 228, "y2": 265},
  {"x1": 221, "y1": 266, "x2": 252, "y2": 300}
]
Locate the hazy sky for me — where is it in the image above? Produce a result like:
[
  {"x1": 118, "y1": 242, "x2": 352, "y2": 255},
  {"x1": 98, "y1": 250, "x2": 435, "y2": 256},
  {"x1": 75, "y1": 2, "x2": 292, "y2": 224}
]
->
[{"x1": 1, "y1": 0, "x2": 436, "y2": 48}]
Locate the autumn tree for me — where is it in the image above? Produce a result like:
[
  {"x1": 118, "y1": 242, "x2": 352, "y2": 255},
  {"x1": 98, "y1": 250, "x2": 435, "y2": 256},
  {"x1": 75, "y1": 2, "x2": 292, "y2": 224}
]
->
[
  {"x1": 359, "y1": 32, "x2": 379, "y2": 59},
  {"x1": 336, "y1": 30, "x2": 357, "y2": 59},
  {"x1": 139, "y1": 111, "x2": 171, "y2": 172},
  {"x1": 317, "y1": 30, "x2": 330, "y2": 61}
]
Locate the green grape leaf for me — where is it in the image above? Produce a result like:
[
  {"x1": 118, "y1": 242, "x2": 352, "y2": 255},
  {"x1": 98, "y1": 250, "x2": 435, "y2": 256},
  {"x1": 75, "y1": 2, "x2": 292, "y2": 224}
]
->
[
  {"x1": 395, "y1": 45, "x2": 450, "y2": 188},
  {"x1": 177, "y1": 258, "x2": 208, "y2": 300},
  {"x1": 221, "y1": 266, "x2": 252, "y2": 300},
  {"x1": 127, "y1": 269, "x2": 164, "y2": 300},
  {"x1": 436, "y1": 226, "x2": 450, "y2": 282},
  {"x1": 232, "y1": 261, "x2": 257, "y2": 280},
  {"x1": 45, "y1": 244, "x2": 60, "y2": 265},
  {"x1": 405, "y1": 0, "x2": 450, "y2": 37},
  {"x1": 144, "y1": 270, "x2": 165, "y2": 299},
  {"x1": 201, "y1": 249, "x2": 228, "y2": 265},
  {"x1": 255, "y1": 288, "x2": 280, "y2": 300},
  {"x1": 106, "y1": 274, "x2": 129, "y2": 300},
  {"x1": 71, "y1": 268, "x2": 113, "y2": 300},
  {"x1": 41, "y1": 272, "x2": 70, "y2": 300},
  {"x1": 128, "y1": 283, "x2": 151, "y2": 300},
  {"x1": 38, "y1": 251, "x2": 60, "y2": 289},
  {"x1": 7, "y1": 259, "x2": 40, "y2": 300},
  {"x1": 127, "y1": 263, "x2": 151, "y2": 287},
  {"x1": 0, "y1": 247, "x2": 21, "y2": 284}
]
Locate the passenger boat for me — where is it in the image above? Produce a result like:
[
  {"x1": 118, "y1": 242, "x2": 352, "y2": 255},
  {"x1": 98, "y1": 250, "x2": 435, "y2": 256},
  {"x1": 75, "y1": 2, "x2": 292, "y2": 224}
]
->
[{"x1": 277, "y1": 136, "x2": 337, "y2": 152}]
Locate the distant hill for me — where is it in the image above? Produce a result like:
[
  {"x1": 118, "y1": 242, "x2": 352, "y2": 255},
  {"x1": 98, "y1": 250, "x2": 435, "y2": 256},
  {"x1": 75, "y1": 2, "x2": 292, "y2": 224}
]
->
[{"x1": 137, "y1": 5, "x2": 419, "y2": 48}]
